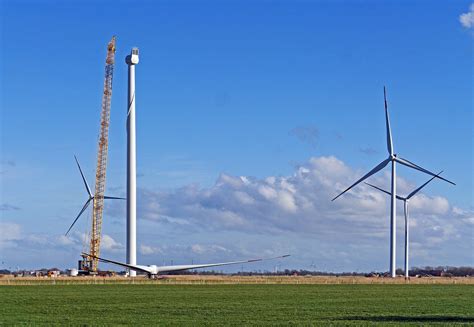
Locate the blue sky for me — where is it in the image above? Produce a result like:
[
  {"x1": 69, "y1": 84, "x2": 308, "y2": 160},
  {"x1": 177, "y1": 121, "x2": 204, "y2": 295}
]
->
[{"x1": 1, "y1": 1, "x2": 473, "y2": 272}]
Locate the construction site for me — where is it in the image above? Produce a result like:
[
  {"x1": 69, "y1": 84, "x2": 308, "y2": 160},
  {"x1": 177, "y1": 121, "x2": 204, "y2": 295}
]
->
[{"x1": 1, "y1": 3, "x2": 473, "y2": 325}]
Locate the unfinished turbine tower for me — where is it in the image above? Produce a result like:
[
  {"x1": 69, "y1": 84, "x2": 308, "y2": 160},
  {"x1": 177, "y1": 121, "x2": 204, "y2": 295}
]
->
[
  {"x1": 126, "y1": 48, "x2": 139, "y2": 277},
  {"x1": 332, "y1": 87, "x2": 454, "y2": 278}
]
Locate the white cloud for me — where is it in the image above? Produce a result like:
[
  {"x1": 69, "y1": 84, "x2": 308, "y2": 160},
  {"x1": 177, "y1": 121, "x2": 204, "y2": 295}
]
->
[
  {"x1": 100, "y1": 234, "x2": 123, "y2": 251},
  {"x1": 234, "y1": 191, "x2": 255, "y2": 205},
  {"x1": 140, "y1": 244, "x2": 163, "y2": 255},
  {"x1": 190, "y1": 244, "x2": 230, "y2": 255},
  {"x1": 57, "y1": 235, "x2": 75, "y2": 246},
  {"x1": 0, "y1": 225, "x2": 86, "y2": 251},
  {"x1": 0, "y1": 222, "x2": 22, "y2": 248},
  {"x1": 132, "y1": 156, "x2": 464, "y2": 243},
  {"x1": 410, "y1": 195, "x2": 449, "y2": 215},
  {"x1": 460, "y1": 3, "x2": 474, "y2": 29},
  {"x1": 258, "y1": 185, "x2": 277, "y2": 200}
]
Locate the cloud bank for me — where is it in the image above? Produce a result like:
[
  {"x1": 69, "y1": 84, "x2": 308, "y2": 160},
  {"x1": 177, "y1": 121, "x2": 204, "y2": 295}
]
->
[
  {"x1": 134, "y1": 156, "x2": 465, "y2": 242},
  {"x1": 460, "y1": 3, "x2": 474, "y2": 29},
  {"x1": 2, "y1": 156, "x2": 472, "y2": 270}
]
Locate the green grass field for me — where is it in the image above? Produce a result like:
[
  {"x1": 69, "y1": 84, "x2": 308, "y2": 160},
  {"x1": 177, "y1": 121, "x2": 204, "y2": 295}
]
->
[{"x1": 1, "y1": 284, "x2": 473, "y2": 325}]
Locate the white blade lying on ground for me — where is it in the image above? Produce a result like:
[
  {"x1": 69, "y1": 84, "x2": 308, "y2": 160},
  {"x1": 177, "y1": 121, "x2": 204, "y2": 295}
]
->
[
  {"x1": 83, "y1": 253, "x2": 290, "y2": 274},
  {"x1": 83, "y1": 253, "x2": 154, "y2": 273},
  {"x1": 156, "y1": 255, "x2": 290, "y2": 274}
]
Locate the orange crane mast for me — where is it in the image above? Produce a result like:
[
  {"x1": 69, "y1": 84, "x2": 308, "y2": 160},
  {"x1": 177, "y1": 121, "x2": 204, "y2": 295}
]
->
[{"x1": 83, "y1": 36, "x2": 116, "y2": 272}]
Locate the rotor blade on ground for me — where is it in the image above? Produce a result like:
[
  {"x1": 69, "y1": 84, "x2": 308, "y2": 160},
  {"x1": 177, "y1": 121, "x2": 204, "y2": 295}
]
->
[
  {"x1": 156, "y1": 254, "x2": 291, "y2": 274},
  {"x1": 364, "y1": 182, "x2": 405, "y2": 200},
  {"x1": 395, "y1": 157, "x2": 455, "y2": 185},
  {"x1": 332, "y1": 158, "x2": 390, "y2": 201},
  {"x1": 83, "y1": 253, "x2": 290, "y2": 275},
  {"x1": 65, "y1": 198, "x2": 92, "y2": 236},
  {"x1": 82, "y1": 253, "x2": 152, "y2": 274},
  {"x1": 406, "y1": 171, "x2": 443, "y2": 199},
  {"x1": 74, "y1": 155, "x2": 93, "y2": 197},
  {"x1": 104, "y1": 196, "x2": 126, "y2": 200},
  {"x1": 384, "y1": 86, "x2": 394, "y2": 156}
]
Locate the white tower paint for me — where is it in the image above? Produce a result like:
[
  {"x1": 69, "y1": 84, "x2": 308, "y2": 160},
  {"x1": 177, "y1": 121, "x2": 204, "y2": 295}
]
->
[
  {"x1": 390, "y1": 160, "x2": 396, "y2": 278},
  {"x1": 126, "y1": 48, "x2": 139, "y2": 277},
  {"x1": 404, "y1": 200, "x2": 409, "y2": 279}
]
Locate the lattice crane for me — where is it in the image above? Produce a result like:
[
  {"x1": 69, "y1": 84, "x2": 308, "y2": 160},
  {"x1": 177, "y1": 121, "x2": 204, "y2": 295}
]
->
[
  {"x1": 66, "y1": 37, "x2": 119, "y2": 273},
  {"x1": 87, "y1": 36, "x2": 116, "y2": 271}
]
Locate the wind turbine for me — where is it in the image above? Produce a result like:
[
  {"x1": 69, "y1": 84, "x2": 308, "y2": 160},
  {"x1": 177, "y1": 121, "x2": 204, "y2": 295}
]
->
[
  {"x1": 65, "y1": 155, "x2": 125, "y2": 236},
  {"x1": 332, "y1": 87, "x2": 455, "y2": 277},
  {"x1": 365, "y1": 171, "x2": 443, "y2": 279}
]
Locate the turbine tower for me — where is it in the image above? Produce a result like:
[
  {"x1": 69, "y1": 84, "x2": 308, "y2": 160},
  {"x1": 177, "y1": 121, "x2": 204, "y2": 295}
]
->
[
  {"x1": 332, "y1": 87, "x2": 454, "y2": 277},
  {"x1": 126, "y1": 48, "x2": 139, "y2": 277},
  {"x1": 365, "y1": 171, "x2": 442, "y2": 279}
]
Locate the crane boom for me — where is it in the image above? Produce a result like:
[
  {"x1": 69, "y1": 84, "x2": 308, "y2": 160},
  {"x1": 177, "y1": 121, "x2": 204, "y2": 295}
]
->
[{"x1": 87, "y1": 36, "x2": 116, "y2": 272}]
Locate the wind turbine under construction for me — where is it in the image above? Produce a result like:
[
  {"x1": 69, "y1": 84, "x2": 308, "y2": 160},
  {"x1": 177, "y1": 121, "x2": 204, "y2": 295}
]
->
[
  {"x1": 365, "y1": 171, "x2": 443, "y2": 279},
  {"x1": 332, "y1": 87, "x2": 455, "y2": 278}
]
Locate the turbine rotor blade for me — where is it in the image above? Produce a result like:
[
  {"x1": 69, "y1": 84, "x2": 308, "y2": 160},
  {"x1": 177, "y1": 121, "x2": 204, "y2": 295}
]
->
[
  {"x1": 384, "y1": 86, "x2": 394, "y2": 156},
  {"x1": 395, "y1": 157, "x2": 455, "y2": 185},
  {"x1": 406, "y1": 170, "x2": 443, "y2": 199},
  {"x1": 74, "y1": 155, "x2": 93, "y2": 198},
  {"x1": 365, "y1": 182, "x2": 405, "y2": 200},
  {"x1": 104, "y1": 196, "x2": 126, "y2": 200},
  {"x1": 332, "y1": 158, "x2": 390, "y2": 201},
  {"x1": 65, "y1": 198, "x2": 92, "y2": 236},
  {"x1": 365, "y1": 182, "x2": 391, "y2": 196}
]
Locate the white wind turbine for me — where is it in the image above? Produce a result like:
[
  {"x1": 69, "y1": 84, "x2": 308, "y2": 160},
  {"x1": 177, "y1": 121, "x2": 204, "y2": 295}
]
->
[
  {"x1": 365, "y1": 171, "x2": 443, "y2": 279},
  {"x1": 332, "y1": 87, "x2": 454, "y2": 277},
  {"x1": 65, "y1": 155, "x2": 125, "y2": 236}
]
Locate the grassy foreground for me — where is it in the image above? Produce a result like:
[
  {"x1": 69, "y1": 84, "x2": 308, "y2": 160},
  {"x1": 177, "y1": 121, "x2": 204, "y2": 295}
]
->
[{"x1": 1, "y1": 284, "x2": 473, "y2": 325}]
